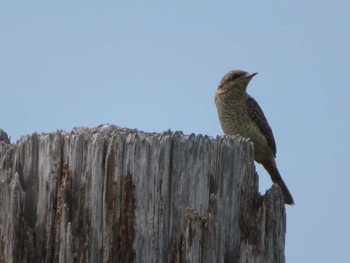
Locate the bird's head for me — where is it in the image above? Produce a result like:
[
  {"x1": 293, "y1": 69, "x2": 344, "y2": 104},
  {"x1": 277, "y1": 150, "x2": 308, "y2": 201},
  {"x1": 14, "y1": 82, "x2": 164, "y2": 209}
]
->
[{"x1": 216, "y1": 70, "x2": 258, "y2": 96}]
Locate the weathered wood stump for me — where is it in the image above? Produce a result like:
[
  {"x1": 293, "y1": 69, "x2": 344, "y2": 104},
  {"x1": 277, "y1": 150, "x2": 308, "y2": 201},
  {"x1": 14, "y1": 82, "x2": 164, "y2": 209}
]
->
[{"x1": 0, "y1": 125, "x2": 286, "y2": 263}]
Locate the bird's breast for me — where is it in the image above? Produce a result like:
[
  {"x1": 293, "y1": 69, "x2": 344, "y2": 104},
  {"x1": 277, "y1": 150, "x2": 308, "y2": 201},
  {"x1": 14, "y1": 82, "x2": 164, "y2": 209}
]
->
[{"x1": 216, "y1": 100, "x2": 272, "y2": 163}]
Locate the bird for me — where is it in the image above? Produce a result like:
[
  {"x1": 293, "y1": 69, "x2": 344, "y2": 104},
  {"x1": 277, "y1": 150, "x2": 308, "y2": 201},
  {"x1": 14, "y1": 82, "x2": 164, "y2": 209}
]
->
[{"x1": 214, "y1": 69, "x2": 294, "y2": 205}]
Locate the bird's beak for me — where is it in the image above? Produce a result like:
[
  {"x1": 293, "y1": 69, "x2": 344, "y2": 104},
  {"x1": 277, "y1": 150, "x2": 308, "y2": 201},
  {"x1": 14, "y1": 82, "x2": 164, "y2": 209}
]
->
[{"x1": 241, "y1": 72, "x2": 258, "y2": 83}]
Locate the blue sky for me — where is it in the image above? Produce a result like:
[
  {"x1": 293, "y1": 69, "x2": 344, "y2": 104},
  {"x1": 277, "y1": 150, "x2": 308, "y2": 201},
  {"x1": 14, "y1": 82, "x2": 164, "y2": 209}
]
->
[{"x1": 1, "y1": 1, "x2": 349, "y2": 262}]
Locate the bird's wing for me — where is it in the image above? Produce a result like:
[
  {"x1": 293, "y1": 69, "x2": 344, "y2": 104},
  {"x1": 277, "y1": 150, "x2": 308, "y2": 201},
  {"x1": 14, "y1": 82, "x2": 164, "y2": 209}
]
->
[{"x1": 246, "y1": 96, "x2": 277, "y2": 156}]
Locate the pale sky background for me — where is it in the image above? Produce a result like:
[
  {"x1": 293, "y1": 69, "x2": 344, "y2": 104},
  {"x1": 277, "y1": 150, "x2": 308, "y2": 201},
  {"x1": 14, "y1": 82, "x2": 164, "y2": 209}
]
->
[{"x1": 1, "y1": 1, "x2": 349, "y2": 262}]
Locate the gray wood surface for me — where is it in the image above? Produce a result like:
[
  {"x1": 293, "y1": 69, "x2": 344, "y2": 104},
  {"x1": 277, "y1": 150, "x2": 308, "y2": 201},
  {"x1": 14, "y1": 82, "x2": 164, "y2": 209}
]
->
[{"x1": 0, "y1": 125, "x2": 286, "y2": 263}]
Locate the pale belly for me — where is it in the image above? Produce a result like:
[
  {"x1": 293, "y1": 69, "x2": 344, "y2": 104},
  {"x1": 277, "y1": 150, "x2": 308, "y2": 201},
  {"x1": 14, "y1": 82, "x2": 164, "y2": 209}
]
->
[{"x1": 218, "y1": 111, "x2": 273, "y2": 163}]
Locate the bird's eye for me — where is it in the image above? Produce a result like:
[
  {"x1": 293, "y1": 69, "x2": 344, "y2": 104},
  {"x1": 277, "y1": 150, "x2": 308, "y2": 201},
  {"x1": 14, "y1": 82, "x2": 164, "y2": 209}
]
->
[
  {"x1": 229, "y1": 71, "x2": 246, "y2": 81},
  {"x1": 219, "y1": 70, "x2": 248, "y2": 88}
]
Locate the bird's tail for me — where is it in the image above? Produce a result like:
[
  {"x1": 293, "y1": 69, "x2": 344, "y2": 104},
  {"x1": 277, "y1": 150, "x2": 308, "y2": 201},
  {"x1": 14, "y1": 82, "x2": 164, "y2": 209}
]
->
[{"x1": 262, "y1": 160, "x2": 295, "y2": 205}]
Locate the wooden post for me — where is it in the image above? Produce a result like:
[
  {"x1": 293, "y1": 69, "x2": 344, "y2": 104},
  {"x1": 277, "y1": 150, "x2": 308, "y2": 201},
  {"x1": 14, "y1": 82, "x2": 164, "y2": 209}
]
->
[{"x1": 0, "y1": 125, "x2": 286, "y2": 263}]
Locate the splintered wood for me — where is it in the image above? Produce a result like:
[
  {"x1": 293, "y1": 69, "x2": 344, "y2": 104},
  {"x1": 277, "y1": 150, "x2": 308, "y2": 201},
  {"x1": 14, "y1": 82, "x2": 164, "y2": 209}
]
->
[{"x1": 0, "y1": 125, "x2": 286, "y2": 263}]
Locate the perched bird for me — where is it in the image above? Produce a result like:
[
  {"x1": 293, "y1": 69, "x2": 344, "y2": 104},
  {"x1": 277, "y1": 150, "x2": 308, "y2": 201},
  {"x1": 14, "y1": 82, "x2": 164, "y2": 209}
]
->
[{"x1": 215, "y1": 69, "x2": 294, "y2": 205}]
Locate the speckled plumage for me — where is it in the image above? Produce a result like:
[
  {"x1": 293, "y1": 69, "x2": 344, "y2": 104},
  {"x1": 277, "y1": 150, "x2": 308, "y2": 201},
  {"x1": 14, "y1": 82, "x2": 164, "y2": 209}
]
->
[{"x1": 215, "y1": 70, "x2": 294, "y2": 205}]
